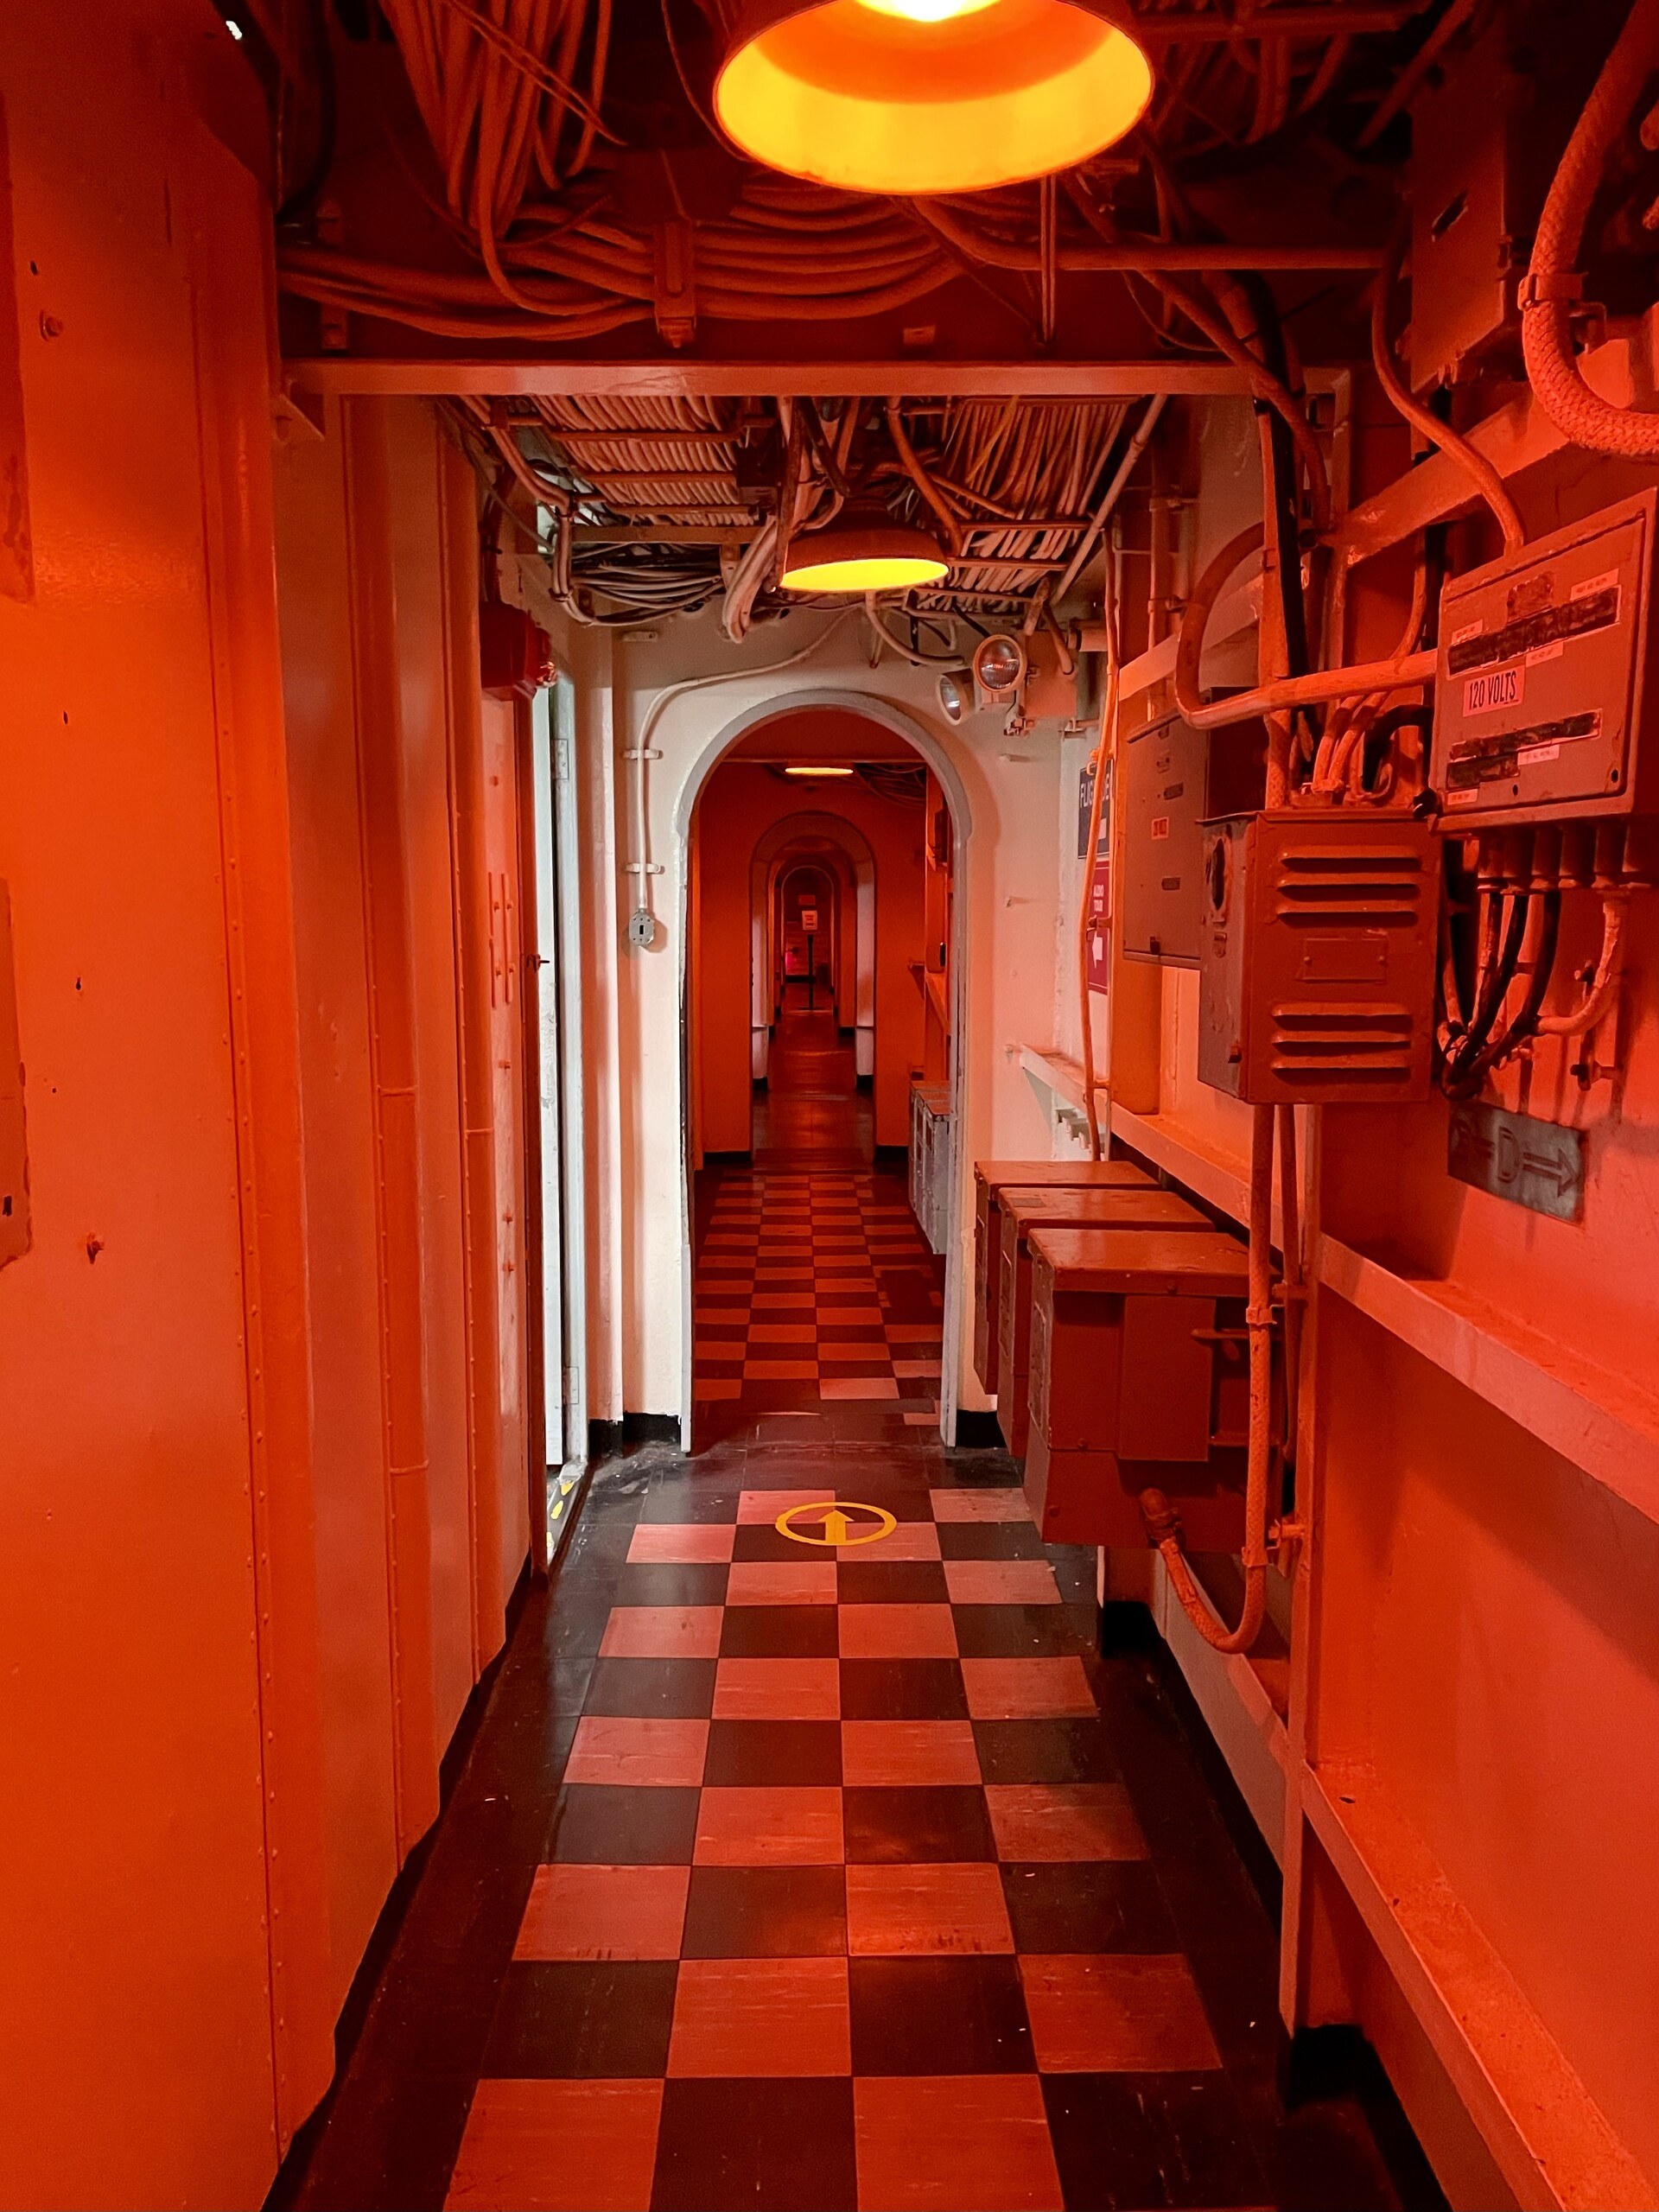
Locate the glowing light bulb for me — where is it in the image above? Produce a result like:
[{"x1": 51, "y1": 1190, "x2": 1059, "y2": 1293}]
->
[{"x1": 855, "y1": 0, "x2": 998, "y2": 22}]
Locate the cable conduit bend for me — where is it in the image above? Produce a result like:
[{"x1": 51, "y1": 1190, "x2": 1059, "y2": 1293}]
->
[
  {"x1": 1372, "y1": 219, "x2": 1524, "y2": 555},
  {"x1": 1141, "y1": 1100, "x2": 1277, "y2": 1655},
  {"x1": 1522, "y1": 0, "x2": 1659, "y2": 458}
]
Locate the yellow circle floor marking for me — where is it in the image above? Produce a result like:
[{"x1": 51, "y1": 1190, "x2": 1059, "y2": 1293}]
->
[{"x1": 775, "y1": 1500, "x2": 897, "y2": 1548}]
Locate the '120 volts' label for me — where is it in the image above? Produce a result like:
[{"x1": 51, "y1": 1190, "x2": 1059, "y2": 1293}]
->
[{"x1": 1463, "y1": 664, "x2": 1523, "y2": 715}]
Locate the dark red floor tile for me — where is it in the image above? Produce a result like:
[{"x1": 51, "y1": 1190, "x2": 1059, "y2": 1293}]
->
[
  {"x1": 840, "y1": 1719, "x2": 981, "y2": 1788},
  {"x1": 565, "y1": 1718, "x2": 710, "y2": 1788},
  {"x1": 667, "y1": 1956, "x2": 850, "y2": 2075},
  {"x1": 482, "y1": 1961, "x2": 678, "y2": 2077},
  {"x1": 446, "y1": 2078, "x2": 664, "y2": 2211},
  {"x1": 693, "y1": 1785, "x2": 844, "y2": 1866},
  {"x1": 1001, "y1": 1862, "x2": 1178, "y2": 1955},
  {"x1": 985, "y1": 1784, "x2": 1147, "y2": 1862},
  {"x1": 704, "y1": 1719, "x2": 842, "y2": 1787},
  {"x1": 1020, "y1": 1955, "x2": 1222, "y2": 2072},
  {"x1": 837, "y1": 1603, "x2": 957, "y2": 1658},
  {"x1": 514, "y1": 1864, "x2": 690, "y2": 1961},
  {"x1": 1040, "y1": 2070, "x2": 1268, "y2": 2211},
  {"x1": 846, "y1": 1862, "x2": 1014, "y2": 1956},
  {"x1": 550, "y1": 1787, "x2": 702, "y2": 1866},
  {"x1": 837, "y1": 1560, "x2": 951, "y2": 1605},
  {"x1": 721, "y1": 1604, "x2": 841, "y2": 1658},
  {"x1": 929, "y1": 1487, "x2": 1031, "y2": 1522},
  {"x1": 962, "y1": 1659, "x2": 1096, "y2": 1721},
  {"x1": 848, "y1": 1955, "x2": 1035, "y2": 2074},
  {"x1": 714, "y1": 1656, "x2": 841, "y2": 1720},
  {"x1": 601, "y1": 1607, "x2": 724, "y2": 1661},
  {"x1": 628, "y1": 1524, "x2": 737, "y2": 1564},
  {"x1": 728, "y1": 1560, "x2": 840, "y2": 1606},
  {"x1": 649, "y1": 2077, "x2": 857, "y2": 2212},
  {"x1": 952, "y1": 1605, "x2": 1088, "y2": 1659},
  {"x1": 681, "y1": 1866, "x2": 848, "y2": 1957},
  {"x1": 739, "y1": 1485, "x2": 838, "y2": 1523},
  {"x1": 839, "y1": 1658, "x2": 969, "y2": 1722},
  {"x1": 855, "y1": 2075, "x2": 1063, "y2": 2212},
  {"x1": 972, "y1": 1719, "x2": 1122, "y2": 1786},
  {"x1": 842, "y1": 1784, "x2": 995, "y2": 1864},
  {"x1": 944, "y1": 1559, "x2": 1064, "y2": 1606}
]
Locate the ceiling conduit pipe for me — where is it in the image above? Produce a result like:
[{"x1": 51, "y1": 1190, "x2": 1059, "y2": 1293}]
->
[{"x1": 1521, "y1": 0, "x2": 1659, "y2": 457}]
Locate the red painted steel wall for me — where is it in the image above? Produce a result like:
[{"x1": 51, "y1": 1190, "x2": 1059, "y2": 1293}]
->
[{"x1": 0, "y1": 13, "x2": 534, "y2": 2202}]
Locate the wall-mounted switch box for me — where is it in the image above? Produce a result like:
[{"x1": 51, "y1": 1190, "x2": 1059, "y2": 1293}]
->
[
  {"x1": 1433, "y1": 492, "x2": 1658, "y2": 828},
  {"x1": 1198, "y1": 810, "x2": 1439, "y2": 1104},
  {"x1": 1122, "y1": 711, "x2": 1264, "y2": 966}
]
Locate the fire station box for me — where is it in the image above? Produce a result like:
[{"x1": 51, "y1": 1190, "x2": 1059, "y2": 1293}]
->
[
  {"x1": 972, "y1": 1158, "x2": 1151, "y2": 1393},
  {"x1": 996, "y1": 1185, "x2": 1209, "y2": 1457},
  {"x1": 1024, "y1": 1226, "x2": 1252, "y2": 1548}
]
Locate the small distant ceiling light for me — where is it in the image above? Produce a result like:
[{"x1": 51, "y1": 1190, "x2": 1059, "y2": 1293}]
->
[
  {"x1": 936, "y1": 667, "x2": 975, "y2": 724},
  {"x1": 226, "y1": 13, "x2": 245, "y2": 33},
  {"x1": 780, "y1": 510, "x2": 949, "y2": 595},
  {"x1": 713, "y1": 0, "x2": 1154, "y2": 196},
  {"x1": 783, "y1": 764, "x2": 857, "y2": 775},
  {"x1": 972, "y1": 632, "x2": 1027, "y2": 699}
]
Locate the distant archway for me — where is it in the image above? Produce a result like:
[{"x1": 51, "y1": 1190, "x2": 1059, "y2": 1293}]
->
[{"x1": 677, "y1": 690, "x2": 970, "y2": 1446}]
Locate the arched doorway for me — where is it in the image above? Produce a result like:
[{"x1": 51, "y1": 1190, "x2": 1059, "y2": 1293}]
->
[{"x1": 683, "y1": 701, "x2": 963, "y2": 1450}]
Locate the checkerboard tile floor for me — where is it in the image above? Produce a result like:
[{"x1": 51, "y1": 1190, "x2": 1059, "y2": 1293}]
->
[
  {"x1": 693, "y1": 1160, "x2": 945, "y2": 1446},
  {"x1": 443, "y1": 1473, "x2": 1277, "y2": 2212}
]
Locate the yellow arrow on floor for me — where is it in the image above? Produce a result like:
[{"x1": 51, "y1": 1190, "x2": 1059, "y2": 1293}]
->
[{"x1": 774, "y1": 1499, "x2": 898, "y2": 1548}]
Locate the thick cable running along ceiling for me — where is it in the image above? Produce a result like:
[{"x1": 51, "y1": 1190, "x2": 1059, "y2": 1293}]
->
[
  {"x1": 262, "y1": 0, "x2": 1433, "y2": 349},
  {"x1": 447, "y1": 390, "x2": 1141, "y2": 637}
]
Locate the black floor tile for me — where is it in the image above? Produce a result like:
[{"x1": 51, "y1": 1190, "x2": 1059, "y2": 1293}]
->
[
  {"x1": 843, "y1": 1783, "x2": 996, "y2": 1863},
  {"x1": 652, "y1": 2077, "x2": 858, "y2": 2211},
  {"x1": 938, "y1": 1522, "x2": 1049, "y2": 1560},
  {"x1": 583, "y1": 1658, "x2": 717, "y2": 1718},
  {"x1": 639, "y1": 1482, "x2": 743, "y2": 1523},
  {"x1": 734, "y1": 1522, "x2": 831, "y2": 1563},
  {"x1": 704, "y1": 1719, "x2": 842, "y2": 1787},
  {"x1": 614, "y1": 1563, "x2": 731, "y2": 1608},
  {"x1": 548, "y1": 1785, "x2": 702, "y2": 1865},
  {"x1": 1043, "y1": 2070, "x2": 1269, "y2": 2210},
  {"x1": 849, "y1": 1956, "x2": 1034, "y2": 2074},
  {"x1": 836, "y1": 1560, "x2": 950, "y2": 1605},
  {"x1": 681, "y1": 1866, "x2": 848, "y2": 1958},
  {"x1": 721, "y1": 1605, "x2": 841, "y2": 1658},
  {"x1": 1001, "y1": 1862, "x2": 1179, "y2": 1953},
  {"x1": 839, "y1": 1657, "x2": 969, "y2": 1721},
  {"x1": 974, "y1": 1718, "x2": 1122, "y2": 1784},
  {"x1": 953, "y1": 1604, "x2": 1091, "y2": 1658},
  {"x1": 482, "y1": 1961, "x2": 678, "y2": 2078}
]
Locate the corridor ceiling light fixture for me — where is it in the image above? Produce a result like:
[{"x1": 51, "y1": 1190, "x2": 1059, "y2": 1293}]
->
[
  {"x1": 779, "y1": 510, "x2": 949, "y2": 594},
  {"x1": 712, "y1": 0, "x2": 1155, "y2": 195},
  {"x1": 783, "y1": 764, "x2": 857, "y2": 775}
]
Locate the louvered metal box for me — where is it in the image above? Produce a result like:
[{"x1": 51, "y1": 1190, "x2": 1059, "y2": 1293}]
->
[{"x1": 1197, "y1": 810, "x2": 1439, "y2": 1105}]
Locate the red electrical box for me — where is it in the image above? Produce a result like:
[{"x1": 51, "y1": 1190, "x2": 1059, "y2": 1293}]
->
[
  {"x1": 480, "y1": 601, "x2": 558, "y2": 698},
  {"x1": 995, "y1": 1185, "x2": 1208, "y2": 1457},
  {"x1": 972, "y1": 1159, "x2": 1153, "y2": 1394},
  {"x1": 1197, "y1": 808, "x2": 1439, "y2": 1105},
  {"x1": 1025, "y1": 1226, "x2": 1252, "y2": 1548}
]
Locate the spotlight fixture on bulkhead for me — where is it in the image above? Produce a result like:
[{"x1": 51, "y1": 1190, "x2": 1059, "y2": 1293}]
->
[
  {"x1": 712, "y1": 0, "x2": 1155, "y2": 195},
  {"x1": 972, "y1": 631, "x2": 1028, "y2": 701},
  {"x1": 779, "y1": 506, "x2": 950, "y2": 594},
  {"x1": 936, "y1": 666, "x2": 976, "y2": 723}
]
